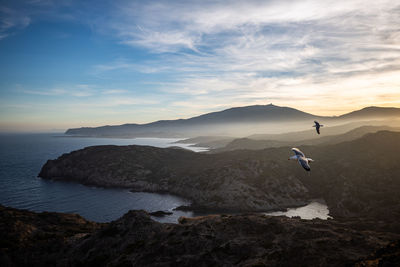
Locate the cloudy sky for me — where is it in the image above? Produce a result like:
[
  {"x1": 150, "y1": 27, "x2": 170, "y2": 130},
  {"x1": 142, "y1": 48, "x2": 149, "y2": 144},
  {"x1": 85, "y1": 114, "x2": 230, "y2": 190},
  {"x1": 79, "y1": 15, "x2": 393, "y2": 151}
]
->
[{"x1": 1, "y1": 0, "x2": 399, "y2": 132}]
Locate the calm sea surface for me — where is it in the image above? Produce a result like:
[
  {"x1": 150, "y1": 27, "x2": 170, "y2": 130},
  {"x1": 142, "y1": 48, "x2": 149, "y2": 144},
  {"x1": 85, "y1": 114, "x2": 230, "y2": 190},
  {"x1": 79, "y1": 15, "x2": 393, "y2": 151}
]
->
[{"x1": 0, "y1": 133, "x2": 329, "y2": 223}]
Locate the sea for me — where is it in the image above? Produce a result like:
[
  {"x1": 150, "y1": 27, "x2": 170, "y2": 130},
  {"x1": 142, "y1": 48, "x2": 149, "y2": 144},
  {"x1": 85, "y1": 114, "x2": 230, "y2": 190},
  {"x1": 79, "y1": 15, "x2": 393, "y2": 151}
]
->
[{"x1": 0, "y1": 133, "x2": 330, "y2": 223}]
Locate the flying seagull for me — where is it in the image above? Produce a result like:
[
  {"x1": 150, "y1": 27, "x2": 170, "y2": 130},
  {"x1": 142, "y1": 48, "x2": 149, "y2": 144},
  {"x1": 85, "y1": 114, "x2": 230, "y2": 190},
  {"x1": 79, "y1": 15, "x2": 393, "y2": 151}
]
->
[
  {"x1": 313, "y1": 121, "x2": 323, "y2": 134},
  {"x1": 288, "y1": 148, "x2": 313, "y2": 171}
]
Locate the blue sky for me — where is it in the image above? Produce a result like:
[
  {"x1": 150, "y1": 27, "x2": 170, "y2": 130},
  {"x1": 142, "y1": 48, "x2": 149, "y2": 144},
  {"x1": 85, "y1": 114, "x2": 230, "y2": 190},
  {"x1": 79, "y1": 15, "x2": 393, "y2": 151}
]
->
[{"x1": 1, "y1": 0, "x2": 400, "y2": 132}]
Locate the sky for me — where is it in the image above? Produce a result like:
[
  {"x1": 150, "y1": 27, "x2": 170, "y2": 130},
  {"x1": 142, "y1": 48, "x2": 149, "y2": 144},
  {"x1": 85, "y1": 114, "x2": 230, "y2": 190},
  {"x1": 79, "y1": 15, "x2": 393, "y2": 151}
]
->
[{"x1": 0, "y1": 0, "x2": 400, "y2": 132}]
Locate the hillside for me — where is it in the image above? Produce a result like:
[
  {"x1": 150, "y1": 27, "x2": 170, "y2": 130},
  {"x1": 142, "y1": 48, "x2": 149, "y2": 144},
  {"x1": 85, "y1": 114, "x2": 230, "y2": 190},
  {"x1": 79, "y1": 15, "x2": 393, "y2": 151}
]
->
[
  {"x1": 338, "y1": 106, "x2": 400, "y2": 119},
  {"x1": 65, "y1": 105, "x2": 400, "y2": 138},
  {"x1": 248, "y1": 120, "x2": 400, "y2": 141},
  {"x1": 215, "y1": 125, "x2": 400, "y2": 152},
  {"x1": 39, "y1": 145, "x2": 310, "y2": 212},
  {"x1": 39, "y1": 131, "x2": 400, "y2": 222}
]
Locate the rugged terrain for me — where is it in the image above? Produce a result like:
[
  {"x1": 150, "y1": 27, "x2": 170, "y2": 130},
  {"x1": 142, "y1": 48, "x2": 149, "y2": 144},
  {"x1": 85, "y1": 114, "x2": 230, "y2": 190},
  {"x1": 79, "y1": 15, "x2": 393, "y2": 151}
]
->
[
  {"x1": 0, "y1": 205, "x2": 102, "y2": 267},
  {"x1": 39, "y1": 144, "x2": 310, "y2": 212},
  {"x1": 40, "y1": 131, "x2": 400, "y2": 223},
  {"x1": 1, "y1": 205, "x2": 399, "y2": 267}
]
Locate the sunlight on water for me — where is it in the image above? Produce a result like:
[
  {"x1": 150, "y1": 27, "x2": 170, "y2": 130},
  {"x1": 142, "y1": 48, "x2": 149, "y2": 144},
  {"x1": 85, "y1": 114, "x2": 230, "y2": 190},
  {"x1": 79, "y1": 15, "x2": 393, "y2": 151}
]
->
[{"x1": 265, "y1": 200, "x2": 332, "y2": 220}]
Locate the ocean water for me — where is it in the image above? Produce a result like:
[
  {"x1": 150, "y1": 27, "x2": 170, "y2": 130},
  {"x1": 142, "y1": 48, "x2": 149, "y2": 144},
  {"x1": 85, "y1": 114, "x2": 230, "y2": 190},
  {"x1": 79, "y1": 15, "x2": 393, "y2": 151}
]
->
[
  {"x1": 0, "y1": 133, "x2": 330, "y2": 223},
  {"x1": 0, "y1": 134, "x2": 202, "y2": 223}
]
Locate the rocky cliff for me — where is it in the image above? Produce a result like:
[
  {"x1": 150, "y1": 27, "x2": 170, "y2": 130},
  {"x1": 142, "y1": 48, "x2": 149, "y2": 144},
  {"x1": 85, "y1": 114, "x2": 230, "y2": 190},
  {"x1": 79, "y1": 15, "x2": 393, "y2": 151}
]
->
[
  {"x1": 0, "y1": 205, "x2": 102, "y2": 267},
  {"x1": 39, "y1": 131, "x2": 400, "y2": 222},
  {"x1": 1, "y1": 205, "x2": 399, "y2": 266},
  {"x1": 39, "y1": 145, "x2": 310, "y2": 212}
]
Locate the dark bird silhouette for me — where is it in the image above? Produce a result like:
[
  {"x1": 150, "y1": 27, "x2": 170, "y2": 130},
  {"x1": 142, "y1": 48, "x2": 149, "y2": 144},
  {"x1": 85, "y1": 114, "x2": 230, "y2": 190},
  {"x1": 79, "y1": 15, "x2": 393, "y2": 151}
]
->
[
  {"x1": 313, "y1": 121, "x2": 323, "y2": 134},
  {"x1": 288, "y1": 148, "x2": 313, "y2": 171}
]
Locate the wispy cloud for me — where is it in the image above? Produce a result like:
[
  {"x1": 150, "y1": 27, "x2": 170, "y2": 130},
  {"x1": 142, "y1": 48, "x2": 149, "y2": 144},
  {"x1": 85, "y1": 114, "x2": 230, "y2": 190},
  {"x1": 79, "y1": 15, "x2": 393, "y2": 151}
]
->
[
  {"x1": 89, "y1": 0, "x2": 400, "y2": 114},
  {"x1": 21, "y1": 84, "x2": 97, "y2": 97},
  {"x1": 2, "y1": 0, "x2": 400, "y2": 131},
  {"x1": 101, "y1": 89, "x2": 128, "y2": 95},
  {"x1": 0, "y1": 6, "x2": 31, "y2": 39}
]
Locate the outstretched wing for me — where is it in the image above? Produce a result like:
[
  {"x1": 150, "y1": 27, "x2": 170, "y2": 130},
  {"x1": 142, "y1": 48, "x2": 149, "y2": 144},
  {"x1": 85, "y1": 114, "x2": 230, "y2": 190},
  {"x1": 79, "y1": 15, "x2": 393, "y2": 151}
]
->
[
  {"x1": 291, "y1": 148, "x2": 305, "y2": 157},
  {"x1": 298, "y1": 157, "x2": 311, "y2": 171},
  {"x1": 316, "y1": 127, "x2": 320, "y2": 134},
  {"x1": 314, "y1": 121, "x2": 320, "y2": 126}
]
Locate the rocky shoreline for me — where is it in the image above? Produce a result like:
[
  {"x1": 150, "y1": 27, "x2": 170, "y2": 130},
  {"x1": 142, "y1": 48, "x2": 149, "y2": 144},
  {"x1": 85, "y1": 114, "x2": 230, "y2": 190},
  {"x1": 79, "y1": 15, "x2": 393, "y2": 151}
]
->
[
  {"x1": 39, "y1": 131, "x2": 400, "y2": 223},
  {"x1": 5, "y1": 131, "x2": 400, "y2": 266},
  {"x1": 1, "y1": 205, "x2": 399, "y2": 266},
  {"x1": 39, "y1": 145, "x2": 310, "y2": 213}
]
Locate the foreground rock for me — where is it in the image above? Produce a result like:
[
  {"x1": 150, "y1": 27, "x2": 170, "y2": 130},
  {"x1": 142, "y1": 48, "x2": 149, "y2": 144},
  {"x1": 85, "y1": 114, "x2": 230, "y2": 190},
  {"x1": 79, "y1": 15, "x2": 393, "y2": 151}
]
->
[
  {"x1": 355, "y1": 240, "x2": 400, "y2": 266},
  {"x1": 67, "y1": 212, "x2": 400, "y2": 266},
  {"x1": 1, "y1": 205, "x2": 399, "y2": 266},
  {"x1": 0, "y1": 205, "x2": 102, "y2": 267}
]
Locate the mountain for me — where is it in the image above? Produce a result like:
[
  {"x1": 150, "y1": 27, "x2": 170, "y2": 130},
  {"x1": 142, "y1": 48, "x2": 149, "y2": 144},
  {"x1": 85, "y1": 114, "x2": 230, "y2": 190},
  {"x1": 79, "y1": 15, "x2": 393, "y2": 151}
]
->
[
  {"x1": 65, "y1": 104, "x2": 400, "y2": 138},
  {"x1": 338, "y1": 106, "x2": 400, "y2": 120},
  {"x1": 183, "y1": 104, "x2": 318, "y2": 123},
  {"x1": 65, "y1": 104, "x2": 322, "y2": 137},
  {"x1": 214, "y1": 125, "x2": 400, "y2": 152}
]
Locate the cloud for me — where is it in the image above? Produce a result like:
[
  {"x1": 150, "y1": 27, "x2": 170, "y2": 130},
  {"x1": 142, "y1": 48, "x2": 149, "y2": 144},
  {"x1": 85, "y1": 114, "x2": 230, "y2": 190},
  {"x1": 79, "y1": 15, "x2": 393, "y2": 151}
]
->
[
  {"x1": 101, "y1": 89, "x2": 128, "y2": 95},
  {"x1": 22, "y1": 84, "x2": 95, "y2": 97},
  {"x1": 3, "y1": 0, "x2": 400, "y2": 129},
  {"x1": 89, "y1": 0, "x2": 400, "y2": 113},
  {"x1": 0, "y1": 6, "x2": 31, "y2": 39}
]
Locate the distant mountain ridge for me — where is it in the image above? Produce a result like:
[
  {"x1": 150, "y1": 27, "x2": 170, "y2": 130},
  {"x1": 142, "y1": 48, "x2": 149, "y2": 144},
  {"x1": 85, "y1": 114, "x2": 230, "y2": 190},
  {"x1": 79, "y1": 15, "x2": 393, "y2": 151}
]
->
[
  {"x1": 65, "y1": 104, "x2": 400, "y2": 137},
  {"x1": 214, "y1": 125, "x2": 400, "y2": 152}
]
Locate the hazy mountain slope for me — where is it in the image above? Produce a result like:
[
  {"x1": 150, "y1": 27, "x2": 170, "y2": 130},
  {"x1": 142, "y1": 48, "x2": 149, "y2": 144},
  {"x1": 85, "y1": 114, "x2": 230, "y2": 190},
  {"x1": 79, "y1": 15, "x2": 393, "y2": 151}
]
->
[
  {"x1": 215, "y1": 125, "x2": 400, "y2": 152},
  {"x1": 338, "y1": 106, "x2": 400, "y2": 120},
  {"x1": 66, "y1": 105, "x2": 322, "y2": 137},
  {"x1": 65, "y1": 104, "x2": 321, "y2": 137},
  {"x1": 65, "y1": 105, "x2": 400, "y2": 138},
  {"x1": 248, "y1": 120, "x2": 399, "y2": 141},
  {"x1": 183, "y1": 104, "x2": 319, "y2": 123},
  {"x1": 175, "y1": 136, "x2": 236, "y2": 149}
]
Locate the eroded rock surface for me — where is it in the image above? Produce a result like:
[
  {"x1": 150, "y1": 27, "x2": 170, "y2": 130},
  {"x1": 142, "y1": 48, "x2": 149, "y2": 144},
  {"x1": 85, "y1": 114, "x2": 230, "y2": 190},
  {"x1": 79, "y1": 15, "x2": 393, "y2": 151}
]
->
[
  {"x1": 39, "y1": 131, "x2": 400, "y2": 222},
  {"x1": 39, "y1": 145, "x2": 309, "y2": 212},
  {"x1": 2, "y1": 206, "x2": 399, "y2": 266}
]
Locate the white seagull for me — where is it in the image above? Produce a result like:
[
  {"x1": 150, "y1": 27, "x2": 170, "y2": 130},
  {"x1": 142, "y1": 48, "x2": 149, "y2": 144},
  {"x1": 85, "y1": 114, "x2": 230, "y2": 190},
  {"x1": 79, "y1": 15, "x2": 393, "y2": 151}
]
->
[
  {"x1": 288, "y1": 148, "x2": 314, "y2": 171},
  {"x1": 313, "y1": 121, "x2": 323, "y2": 134}
]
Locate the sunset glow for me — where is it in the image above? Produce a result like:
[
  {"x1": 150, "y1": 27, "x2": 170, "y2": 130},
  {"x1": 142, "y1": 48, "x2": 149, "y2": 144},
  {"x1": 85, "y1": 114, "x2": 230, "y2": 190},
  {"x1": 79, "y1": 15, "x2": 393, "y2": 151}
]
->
[{"x1": 1, "y1": 0, "x2": 400, "y2": 132}]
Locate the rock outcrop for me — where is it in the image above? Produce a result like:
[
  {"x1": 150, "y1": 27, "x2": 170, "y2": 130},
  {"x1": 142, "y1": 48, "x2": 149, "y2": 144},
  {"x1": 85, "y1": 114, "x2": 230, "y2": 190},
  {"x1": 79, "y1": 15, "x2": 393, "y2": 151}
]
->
[
  {"x1": 1, "y1": 205, "x2": 399, "y2": 266},
  {"x1": 39, "y1": 131, "x2": 400, "y2": 223},
  {"x1": 39, "y1": 145, "x2": 310, "y2": 212},
  {"x1": 0, "y1": 205, "x2": 102, "y2": 267}
]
